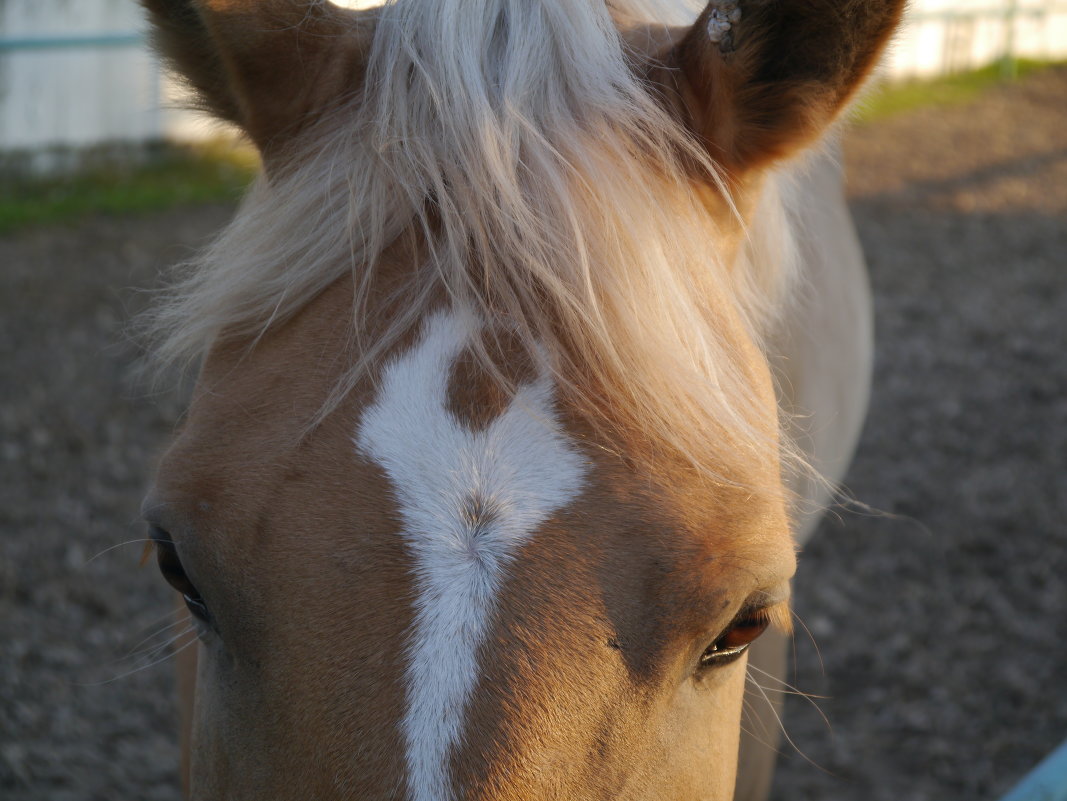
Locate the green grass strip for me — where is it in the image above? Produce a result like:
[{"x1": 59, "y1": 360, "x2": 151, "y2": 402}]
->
[
  {"x1": 0, "y1": 141, "x2": 259, "y2": 235},
  {"x1": 853, "y1": 58, "x2": 1065, "y2": 124},
  {"x1": 2, "y1": 60, "x2": 1063, "y2": 234}
]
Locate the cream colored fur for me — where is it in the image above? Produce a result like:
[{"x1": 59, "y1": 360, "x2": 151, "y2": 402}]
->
[
  {"x1": 770, "y1": 146, "x2": 873, "y2": 545},
  {"x1": 145, "y1": 4, "x2": 880, "y2": 800},
  {"x1": 147, "y1": 0, "x2": 800, "y2": 495}
]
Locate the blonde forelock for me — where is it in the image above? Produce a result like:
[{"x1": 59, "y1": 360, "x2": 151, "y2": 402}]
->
[{"x1": 148, "y1": 0, "x2": 800, "y2": 491}]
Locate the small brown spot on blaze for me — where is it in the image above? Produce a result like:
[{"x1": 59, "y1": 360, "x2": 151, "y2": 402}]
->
[{"x1": 446, "y1": 329, "x2": 539, "y2": 432}]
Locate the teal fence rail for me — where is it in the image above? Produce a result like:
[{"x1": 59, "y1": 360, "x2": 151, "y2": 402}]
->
[{"x1": 0, "y1": 33, "x2": 143, "y2": 52}]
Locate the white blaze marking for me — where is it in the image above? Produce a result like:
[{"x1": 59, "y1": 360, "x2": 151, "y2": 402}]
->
[{"x1": 355, "y1": 309, "x2": 587, "y2": 801}]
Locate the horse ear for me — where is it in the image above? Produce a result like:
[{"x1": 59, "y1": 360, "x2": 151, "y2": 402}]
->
[
  {"x1": 141, "y1": 0, "x2": 377, "y2": 155},
  {"x1": 643, "y1": 0, "x2": 905, "y2": 174}
]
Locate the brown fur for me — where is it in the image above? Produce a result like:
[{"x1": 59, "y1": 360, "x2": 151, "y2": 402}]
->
[
  {"x1": 141, "y1": 1, "x2": 903, "y2": 798},
  {"x1": 153, "y1": 271, "x2": 414, "y2": 799},
  {"x1": 156, "y1": 270, "x2": 793, "y2": 799},
  {"x1": 637, "y1": 0, "x2": 907, "y2": 172},
  {"x1": 446, "y1": 332, "x2": 539, "y2": 433},
  {"x1": 140, "y1": 0, "x2": 377, "y2": 156},
  {"x1": 452, "y1": 438, "x2": 793, "y2": 801}
]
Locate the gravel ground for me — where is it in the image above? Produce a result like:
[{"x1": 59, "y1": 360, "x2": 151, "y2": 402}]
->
[
  {"x1": 771, "y1": 67, "x2": 1067, "y2": 800},
  {"x1": 2, "y1": 67, "x2": 1065, "y2": 800}
]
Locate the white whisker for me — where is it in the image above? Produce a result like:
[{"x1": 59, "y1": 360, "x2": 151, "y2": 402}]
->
[
  {"x1": 79, "y1": 625, "x2": 198, "y2": 687},
  {"x1": 739, "y1": 695, "x2": 782, "y2": 751},
  {"x1": 790, "y1": 609, "x2": 826, "y2": 677},
  {"x1": 87, "y1": 538, "x2": 154, "y2": 564},
  {"x1": 746, "y1": 672, "x2": 833, "y2": 775},
  {"x1": 132, "y1": 620, "x2": 194, "y2": 664},
  {"x1": 747, "y1": 664, "x2": 832, "y2": 732},
  {"x1": 124, "y1": 614, "x2": 186, "y2": 660}
]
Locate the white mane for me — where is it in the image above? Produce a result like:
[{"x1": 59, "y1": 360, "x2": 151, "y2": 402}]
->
[{"x1": 149, "y1": 0, "x2": 800, "y2": 487}]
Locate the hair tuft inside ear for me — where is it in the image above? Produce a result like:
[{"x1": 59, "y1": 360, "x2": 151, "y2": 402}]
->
[{"x1": 140, "y1": 0, "x2": 244, "y2": 125}]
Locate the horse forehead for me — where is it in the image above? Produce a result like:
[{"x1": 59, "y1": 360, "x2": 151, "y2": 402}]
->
[
  {"x1": 355, "y1": 308, "x2": 590, "y2": 546},
  {"x1": 353, "y1": 309, "x2": 593, "y2": 801},
  {"x1": 350, "y1": 310, "x2": 791, "y2": 800},
  {"x1": 354, "y1": 305, "x2": 789, "y2": 555},
  {"x1": 152, "y1": 303, "x2": 791, "y2": 796},
  {"x1": 162, "y1": 298, "x2": 778, "y2": 549}
]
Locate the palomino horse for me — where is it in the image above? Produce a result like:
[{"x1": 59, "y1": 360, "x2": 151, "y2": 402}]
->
[{"x1": 140, "y1": 0, "x2": 901, "y2": 798}]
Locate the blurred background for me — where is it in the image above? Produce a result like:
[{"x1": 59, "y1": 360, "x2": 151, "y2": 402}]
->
[{"x1": 1, "y1": 1, "x2": 1064, "y2": 800}]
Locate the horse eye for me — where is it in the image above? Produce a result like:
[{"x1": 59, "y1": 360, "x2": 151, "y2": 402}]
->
[
  {"x1": 149, "y1": 526, "x2": 211, "y2": 624},
  {"x1": 699, "y1": 611, "x2": 770, "y2": 668}
]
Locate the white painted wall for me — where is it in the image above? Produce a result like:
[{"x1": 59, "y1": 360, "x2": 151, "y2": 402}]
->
[
  {"x1": 0, "y1": 0, "x2": 159, "y2": 151},
  {"x1": 885, "y1": 0, "x2": 1067, "y2": 78}
]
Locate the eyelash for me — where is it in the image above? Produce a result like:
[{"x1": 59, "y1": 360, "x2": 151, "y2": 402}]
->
[
  {"x1": 698, "y1": 608, "x2": 772, "y2": 668},
  {"x1": 149, "y1": 526, "x2": 213, "y2": 628}
]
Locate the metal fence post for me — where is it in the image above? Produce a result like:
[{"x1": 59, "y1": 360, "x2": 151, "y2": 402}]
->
[{"x1": 1001, "y1": 0, "x2": 1021, "y2": 78}]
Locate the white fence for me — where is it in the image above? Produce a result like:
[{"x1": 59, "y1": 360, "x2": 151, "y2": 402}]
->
[
  {"x1": 0, "y1": 0, "x2": 158, "y2": 154},
  {"x1": 1, "y1": 0, "x2": 1066, "y2": 163},
  {"x1": 887, "y1": 0, "x2": 1067, "y2": 78},
  {"x1": 0, "y1": 0, "x2": 218, "y2": 168}
]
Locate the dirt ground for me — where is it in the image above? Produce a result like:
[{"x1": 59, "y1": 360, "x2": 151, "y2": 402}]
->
[{"x1": 2, "y1": 67, "x2": 1065, "y2": 800}]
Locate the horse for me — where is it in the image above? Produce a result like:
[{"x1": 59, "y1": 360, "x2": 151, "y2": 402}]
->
[{"x1": 138, "y1": 0, "x2": 901, "y2": 798}]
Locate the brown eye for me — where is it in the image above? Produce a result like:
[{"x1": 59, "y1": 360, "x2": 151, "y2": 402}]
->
[
  {"x1": 149, "y1": 526, "x2": 211, "y2": 624},
  {"x1": 699, "y1": 610, "x2": 771, "y2": 668}
]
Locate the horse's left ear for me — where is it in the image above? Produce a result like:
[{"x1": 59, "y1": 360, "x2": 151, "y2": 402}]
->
[
  {"x1": 141, "y1": 0, "x2": 377, "y2": 157},
  {"x1": 642, "y1": 0, "x2": 905, "y2": 174}
]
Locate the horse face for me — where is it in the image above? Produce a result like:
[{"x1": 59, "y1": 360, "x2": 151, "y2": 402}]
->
[
  {"x1": 140, "y1": 0, "x2": 902, "y2": 797},
  {"x1": 146, "y1": 272, "x2": 796, "y2": 801}
]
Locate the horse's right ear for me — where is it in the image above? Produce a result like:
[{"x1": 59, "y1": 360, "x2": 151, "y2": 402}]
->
[
  {"x1": 141, "y1": 0, "x2": 377, "y2": 156},
  {"x1": 639, "y1": 0, "x2": 906, "y2": 176}
]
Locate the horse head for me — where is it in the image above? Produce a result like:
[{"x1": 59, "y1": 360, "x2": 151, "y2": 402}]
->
[{"x1": 140, "y1": 1, "x2": 902, "y2": 798}]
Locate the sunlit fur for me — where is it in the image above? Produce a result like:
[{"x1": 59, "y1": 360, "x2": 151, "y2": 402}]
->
[
  {"x1": 356, "y1": 308, "x2": 589, "y2": 801},
  {"x1": 147, "y1": 0, "x2": 800, "y2": 492},
  {"x1": 135, "y1": 0, "x2": 908, "y2": 796}
]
